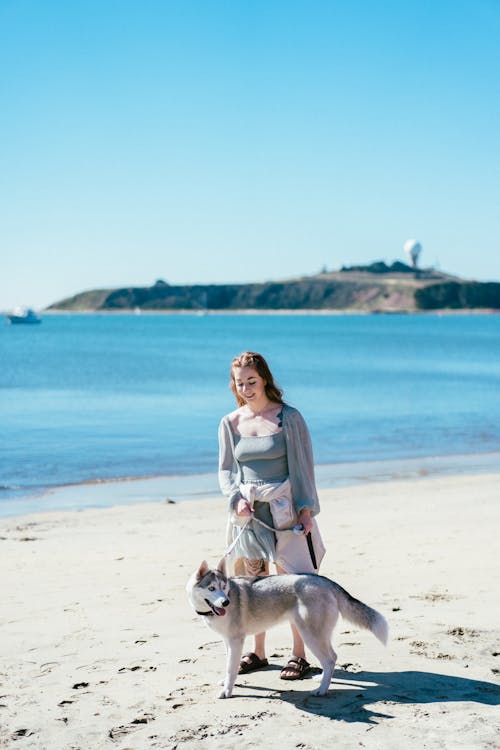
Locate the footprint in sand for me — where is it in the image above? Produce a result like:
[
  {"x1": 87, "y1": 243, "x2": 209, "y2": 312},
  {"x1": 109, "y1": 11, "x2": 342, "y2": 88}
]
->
[
  {"x1": 411, "y1": 592, "x2": 461, "y2": 602},
  {"x1": 197, "y1": 640, "x2": 221, "y2": 651},
  {"x1": 11, "y1": 729, "x2": 34, "y2": 740},
  {"x1": 447, "y1": 626, "x2": 480, "y2": 639},
  {"x1": 108, "y1": 714, "x2": 155, "y2": 739},
  {"x1": 410, "y1": 640, "x2": 455, "y2": 660}
]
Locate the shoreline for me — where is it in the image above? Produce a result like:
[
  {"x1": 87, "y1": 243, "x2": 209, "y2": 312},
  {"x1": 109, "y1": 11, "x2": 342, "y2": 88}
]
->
[
  {"x1": 40, "y1": 307, "x2": 500, "y2": 315},
  {"x1": 2, "y1": 449, "x2": 499, "y2": 520}
]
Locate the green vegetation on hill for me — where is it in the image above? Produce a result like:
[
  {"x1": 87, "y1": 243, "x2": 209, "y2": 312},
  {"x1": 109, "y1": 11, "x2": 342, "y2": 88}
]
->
[
  {"x1": 415, "y1": 282, "x2": 500, "y2": 310},
  {"x1": 47, "y1": 263, "x2": 500, "y2": 312}
]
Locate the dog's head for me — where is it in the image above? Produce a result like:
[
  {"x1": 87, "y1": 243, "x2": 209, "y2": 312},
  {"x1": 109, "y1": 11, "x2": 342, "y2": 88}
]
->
[{"x1": 186, "y1": 558, "x2": 230, "y2": 617}]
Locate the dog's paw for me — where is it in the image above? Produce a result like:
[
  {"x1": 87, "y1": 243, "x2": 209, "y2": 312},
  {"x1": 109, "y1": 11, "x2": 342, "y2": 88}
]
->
[{"x1": 217, "y1": 688, "x2": 232, "y2": 699}]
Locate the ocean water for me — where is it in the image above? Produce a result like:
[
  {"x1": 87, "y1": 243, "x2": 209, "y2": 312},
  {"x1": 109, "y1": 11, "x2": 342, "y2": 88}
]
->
[{"x1": 1, "y1": 312, "x2": 499, "y2": 515}]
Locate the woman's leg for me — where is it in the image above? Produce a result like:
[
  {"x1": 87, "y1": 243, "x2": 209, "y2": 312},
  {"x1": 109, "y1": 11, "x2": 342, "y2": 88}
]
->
[
  {"x1": 275, "y1": 563, "x2": 309, "y2": 678},
  {"x1": 252, "y1": 631, "x2": 266, "y2": 661},
  {"x1": 239, "y1": 559, "x2": 268, "y2": 668}
]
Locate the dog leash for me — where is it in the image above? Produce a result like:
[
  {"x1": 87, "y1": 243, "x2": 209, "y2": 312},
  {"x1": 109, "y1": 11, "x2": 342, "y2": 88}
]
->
[{"x1": 224, "y1": 513, "x2": 317, "y2": 570}]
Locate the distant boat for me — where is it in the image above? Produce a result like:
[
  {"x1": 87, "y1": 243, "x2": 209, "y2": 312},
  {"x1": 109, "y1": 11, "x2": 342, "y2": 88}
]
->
[{"x1": 5, "y1": 307, "x2": 42, "y2": 324}]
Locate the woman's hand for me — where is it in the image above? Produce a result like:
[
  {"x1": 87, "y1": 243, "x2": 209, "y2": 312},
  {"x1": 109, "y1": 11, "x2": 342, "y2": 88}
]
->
[
  {"x1": 297, "y1": 508, "x2": 313, "y2": 534},
  {"x1": 235, "y1": 498, "x2": 253, "y2": 517}
]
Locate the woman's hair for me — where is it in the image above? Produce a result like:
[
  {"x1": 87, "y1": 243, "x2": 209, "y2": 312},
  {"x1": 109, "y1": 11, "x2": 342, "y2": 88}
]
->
[{"x1": 230, "y1": 351, "x2": 283, "y2": 406}]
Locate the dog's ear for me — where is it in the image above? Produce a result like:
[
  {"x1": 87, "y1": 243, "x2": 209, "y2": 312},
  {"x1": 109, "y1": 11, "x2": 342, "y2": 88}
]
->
[
  {"x1": 216, "y1": 557, "x2": 227, "y2": 576},
  {"x1": 196, "y1": 560, "x2": 209, "y2": 580}
]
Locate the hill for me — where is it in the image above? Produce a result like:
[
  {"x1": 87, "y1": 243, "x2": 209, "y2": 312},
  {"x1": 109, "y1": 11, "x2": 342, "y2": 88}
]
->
[{"x1": 47, "y1": 262, "x2": 500, "y2": 312}]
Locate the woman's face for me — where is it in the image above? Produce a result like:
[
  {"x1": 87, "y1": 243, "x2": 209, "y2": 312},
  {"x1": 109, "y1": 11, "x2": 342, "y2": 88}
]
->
[{"x1": 232, "y1": 366, "x2": 267, "y2": 405}]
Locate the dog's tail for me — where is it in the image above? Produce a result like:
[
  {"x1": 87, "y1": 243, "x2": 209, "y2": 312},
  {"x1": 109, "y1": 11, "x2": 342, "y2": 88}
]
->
[{"x1": 333, "y1": 583, "x2": 388, "y2": 645}]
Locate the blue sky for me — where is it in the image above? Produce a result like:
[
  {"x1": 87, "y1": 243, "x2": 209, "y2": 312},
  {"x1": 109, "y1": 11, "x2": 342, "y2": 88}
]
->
[{"x1": 1, "y1": 0, "x2": 499, "y2": 309}]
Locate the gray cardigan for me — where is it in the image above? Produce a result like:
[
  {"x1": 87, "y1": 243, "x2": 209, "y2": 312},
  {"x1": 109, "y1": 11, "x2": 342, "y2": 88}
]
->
[{"x1": 218, "y1": 403, "x2": 320, "y2": 516}]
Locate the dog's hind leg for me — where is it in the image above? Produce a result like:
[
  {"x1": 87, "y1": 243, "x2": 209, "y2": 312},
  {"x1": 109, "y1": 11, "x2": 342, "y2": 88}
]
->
[
  {"x1": 298, "y1": 628, "x2": 337, "y2": 696},
  {"x1": 309, "y1": 640, "x2": 337, "y2": 697},
  {"x1": 295, "y1": 612, "x2": 337, "y2": 696},
  {"x1": 219, "y1": 636, "x2": 244, "y2": 699}
]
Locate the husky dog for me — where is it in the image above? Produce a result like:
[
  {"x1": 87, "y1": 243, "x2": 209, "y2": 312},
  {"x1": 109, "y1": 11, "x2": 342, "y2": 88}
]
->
[{"x1": 186, "y1": 558, "x2": 388, "y2": 698}]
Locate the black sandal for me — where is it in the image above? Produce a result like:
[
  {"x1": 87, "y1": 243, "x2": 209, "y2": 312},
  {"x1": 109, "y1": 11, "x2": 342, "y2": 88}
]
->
[
  {"x1": 280, "y1": 656, "x2": 311, "y2": 680},
  {"x1": 238, "y1": 652, "x2": 269, "y2": 674}
]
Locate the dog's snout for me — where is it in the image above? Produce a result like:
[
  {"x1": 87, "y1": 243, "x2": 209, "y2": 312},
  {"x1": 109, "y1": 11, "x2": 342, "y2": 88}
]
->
[{"x1": 213, "y1": 592, "x2": 230, "y2": 609}]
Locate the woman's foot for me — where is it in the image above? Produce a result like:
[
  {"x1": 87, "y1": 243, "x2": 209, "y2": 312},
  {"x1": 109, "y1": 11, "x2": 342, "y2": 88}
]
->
[
  {"x1": 280, "y1": 656, "x2": 311, "y2": 680},
  {"x1": 238, "y1": 652, "x2": 269, "y2": 674}
]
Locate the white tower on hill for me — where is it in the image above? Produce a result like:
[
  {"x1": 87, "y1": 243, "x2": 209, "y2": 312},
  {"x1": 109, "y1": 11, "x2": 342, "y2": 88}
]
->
[{"x1": 403, "y1": 239, "x2": 422, "y2": 269}]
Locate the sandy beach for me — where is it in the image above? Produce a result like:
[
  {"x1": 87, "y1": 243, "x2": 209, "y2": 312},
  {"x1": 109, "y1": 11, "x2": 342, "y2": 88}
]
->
[{"x1": 1, "y1": 472, "x2": 499, "y2": 749}]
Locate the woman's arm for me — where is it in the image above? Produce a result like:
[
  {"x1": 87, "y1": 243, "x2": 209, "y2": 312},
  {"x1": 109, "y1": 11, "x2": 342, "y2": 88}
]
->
[
  {"x1": 218, "y1": 417, "x2": 241, "y2": 510},
  {"x1": 283, "y1": 406, "x2": 320, "y2": 516}
]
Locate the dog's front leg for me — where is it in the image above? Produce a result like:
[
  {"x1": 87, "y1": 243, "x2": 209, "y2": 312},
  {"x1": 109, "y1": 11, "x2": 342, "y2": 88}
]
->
[{"x1": 218, "y1": 637, "x2": 244, "y2": 699}]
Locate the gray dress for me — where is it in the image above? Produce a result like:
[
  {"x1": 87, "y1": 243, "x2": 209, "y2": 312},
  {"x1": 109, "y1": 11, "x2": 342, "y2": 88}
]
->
[{"x1": 218, "y1": 404, "x2": 323, "y2": 565}]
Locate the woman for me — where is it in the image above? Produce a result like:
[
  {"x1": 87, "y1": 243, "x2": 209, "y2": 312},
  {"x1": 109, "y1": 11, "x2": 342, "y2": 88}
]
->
[{"x1": 218, "y1": 351, "x2": 326, "y2": 680}]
